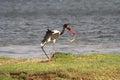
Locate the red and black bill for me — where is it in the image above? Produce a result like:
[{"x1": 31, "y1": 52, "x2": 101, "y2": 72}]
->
[{"x1": 65, "y1": 24, "x2": 75, "y2": 36}]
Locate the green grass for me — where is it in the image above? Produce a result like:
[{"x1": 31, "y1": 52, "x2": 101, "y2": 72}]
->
[{"x1": 0, "y1": 52, "x2": 120, "y2": 80}]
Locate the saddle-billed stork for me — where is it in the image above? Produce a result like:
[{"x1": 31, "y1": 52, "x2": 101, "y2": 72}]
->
[{"x1": 40, "y1": 24, "x2": 75, "y2": 61}]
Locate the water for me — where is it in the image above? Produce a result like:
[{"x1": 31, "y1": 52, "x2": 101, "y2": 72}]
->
[{"x1": 0, "y1": 0, "x2": 120, "y2": 58}]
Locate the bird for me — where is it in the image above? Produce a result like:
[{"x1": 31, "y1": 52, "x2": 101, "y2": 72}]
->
[{"x1": 40, "y1": 24, "x2": 75, "y2": 61}]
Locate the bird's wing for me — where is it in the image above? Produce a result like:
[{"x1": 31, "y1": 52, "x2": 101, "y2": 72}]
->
[
  {"x1": 51, "y1": 33, "x2": 60, "y2": 40},
  {"x1": 41, "y1": 29, "x2": 53, "y2": 43},
  {"x1": 51, "y1": 30, "x2": 60, "y2": 40}
]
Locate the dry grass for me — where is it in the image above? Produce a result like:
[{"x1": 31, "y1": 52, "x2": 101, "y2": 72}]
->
[
  {"x1": 0, "y1": 52, "x2": 120, "y2": 80},
  {"x1": 0, "y1": 57, "x2": 49, "y2": 65}
]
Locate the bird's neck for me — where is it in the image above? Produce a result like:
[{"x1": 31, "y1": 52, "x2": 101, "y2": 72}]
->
[{"x1": 60, "y1": 27, "x2": 65, "y2": 35}]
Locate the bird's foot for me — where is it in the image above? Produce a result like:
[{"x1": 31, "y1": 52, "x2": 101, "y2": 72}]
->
[{"x1": 48, "y1": 57, "x2": 52, "y2": 62}]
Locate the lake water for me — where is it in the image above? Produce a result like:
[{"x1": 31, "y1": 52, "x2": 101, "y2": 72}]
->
[{"x1": 0, "y1": 0, "x2": 120, "y2": 58}]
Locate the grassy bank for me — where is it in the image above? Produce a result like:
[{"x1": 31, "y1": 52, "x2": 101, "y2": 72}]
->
[{"x1": 0, "y1": 52, "x2": 120, "y2": 80}]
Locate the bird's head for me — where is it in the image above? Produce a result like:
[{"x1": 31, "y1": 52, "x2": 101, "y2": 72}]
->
[{"x1": 63, "y1": 24, "x2": 75, "y2": 35}]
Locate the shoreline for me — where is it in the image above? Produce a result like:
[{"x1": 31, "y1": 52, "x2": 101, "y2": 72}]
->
[{"x1": 0, "y1": 44, "x2": 120, "y2": 58}]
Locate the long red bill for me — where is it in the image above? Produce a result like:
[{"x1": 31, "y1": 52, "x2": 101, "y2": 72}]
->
[
  {"x1": 65, "y1": 24, "x2": 76, "y2": 42},
  {"x1": 66, "y1": 27, "x2": 75, "y2": 36},
  {"x1": 69, "y1": 28, "x2": 75, "y2": 35}
]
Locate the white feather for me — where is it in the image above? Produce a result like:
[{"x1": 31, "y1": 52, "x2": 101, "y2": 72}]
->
[
  {"x1": 52, "y1": 30, "x2": 60, "y2": 34},
  {"x1": 48, "y1": 37, "x2": 51, "y2": 42}
]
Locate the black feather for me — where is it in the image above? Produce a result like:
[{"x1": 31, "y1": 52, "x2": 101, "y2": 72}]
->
[{"x1": 41, "y1": 29, "x2": 53, "y2": 43}]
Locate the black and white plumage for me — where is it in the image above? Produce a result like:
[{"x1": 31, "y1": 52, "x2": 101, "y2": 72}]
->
[{"x1": 40, "y1": 24, "x2": 75, "y2": 61}]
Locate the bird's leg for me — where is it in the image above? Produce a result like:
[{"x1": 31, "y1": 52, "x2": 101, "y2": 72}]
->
[
  {"x1": 51, "y1": 42, "x2": 56, "y2": 58},
  {"x1": 41, "y1": 46, "x2": 51, "y2": 61}
]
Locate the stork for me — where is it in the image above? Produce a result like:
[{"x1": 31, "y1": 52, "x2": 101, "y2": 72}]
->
[{"x1": 40, "y1": 24, "x2": 75, "y2": 61}]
